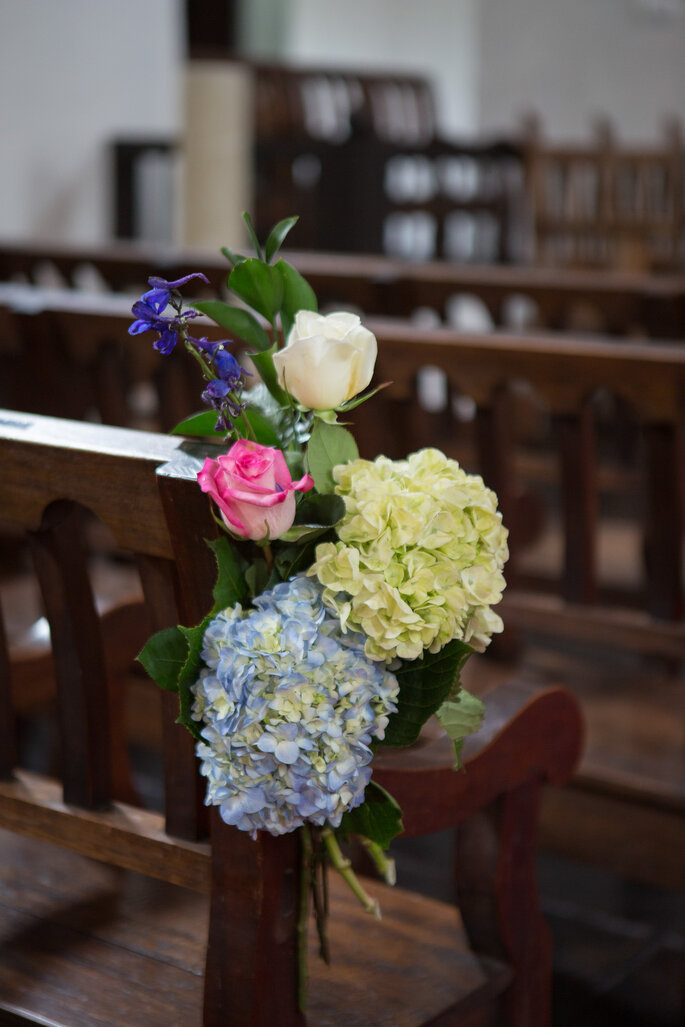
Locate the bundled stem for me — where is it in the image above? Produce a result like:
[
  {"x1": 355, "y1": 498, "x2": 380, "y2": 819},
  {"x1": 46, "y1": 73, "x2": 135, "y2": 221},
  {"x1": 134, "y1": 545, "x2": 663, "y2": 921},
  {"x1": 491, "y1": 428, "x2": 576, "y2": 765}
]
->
[{"x1": 321, "y1": 827, "x2": 381, "y2": 920}]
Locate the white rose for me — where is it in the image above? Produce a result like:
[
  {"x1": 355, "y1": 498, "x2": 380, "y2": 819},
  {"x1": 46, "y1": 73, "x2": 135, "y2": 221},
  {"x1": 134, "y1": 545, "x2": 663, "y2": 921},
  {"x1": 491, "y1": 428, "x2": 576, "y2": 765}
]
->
[{"x1": 273, "y1": 310, "x2": 377, "y2": 410}]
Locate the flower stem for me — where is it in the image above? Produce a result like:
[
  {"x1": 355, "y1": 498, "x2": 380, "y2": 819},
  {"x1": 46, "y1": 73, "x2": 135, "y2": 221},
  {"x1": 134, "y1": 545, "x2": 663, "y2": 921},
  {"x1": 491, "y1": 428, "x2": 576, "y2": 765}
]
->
[
  {"x1": 297, "y1": 825, "x2": 312, "y2": 1013},
  {"x1": 321, "y1": 827, "x2": 381, "y2": 919},
  {"x1": 360, "y1": 838, "x2": 397, "y2": 886},
  {"x1": 183, "y1": 333, "x2": 214, "y2": 380}
]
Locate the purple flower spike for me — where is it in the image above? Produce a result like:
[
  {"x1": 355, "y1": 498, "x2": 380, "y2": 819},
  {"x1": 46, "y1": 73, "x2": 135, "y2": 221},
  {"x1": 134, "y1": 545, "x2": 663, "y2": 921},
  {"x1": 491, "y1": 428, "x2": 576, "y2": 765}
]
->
[
  {"x1": 193, "y1": 337, "x2": 222, "y2": 358},
  {"x1": 204, "y1": 379, "x2": 230, "y2": 399},
  {"x1": 147, "y1": 272, "x2": 209, "y2": 291},
  {"x1": 214, "y1": 349, "x2": 242, "y2": 382},
  {"x1": 153, "y1": 326, "x2": 180, "y2": 355}
]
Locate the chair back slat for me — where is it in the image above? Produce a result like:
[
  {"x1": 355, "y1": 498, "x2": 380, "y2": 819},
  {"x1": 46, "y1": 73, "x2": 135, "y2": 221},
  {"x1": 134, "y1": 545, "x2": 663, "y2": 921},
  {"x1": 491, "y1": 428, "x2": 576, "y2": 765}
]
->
[
  {"x1": 644, "y1": 422, "x2": 684, "y2": 620},
  {"x1": 137, "y1": 551, "x2": 209, "y2": 841},
  {"x1": 0, "y1": 598, "x2": 18, "y2": 777},
  {"x1": 558, "y1": 404, "x2": 599, "y2": 604},
  {"x1": 28, "y1": 500, "x2": 112, "y2": 808},
  {"x1": 475, "y1": 391, "x2": 519, "y2": 572}
]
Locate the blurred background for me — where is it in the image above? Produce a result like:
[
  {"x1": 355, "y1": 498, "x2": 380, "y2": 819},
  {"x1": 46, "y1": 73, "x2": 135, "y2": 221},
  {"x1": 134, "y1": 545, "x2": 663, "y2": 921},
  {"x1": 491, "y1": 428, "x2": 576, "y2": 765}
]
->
[
  {"x1": 0, "y1": 3, "x2": 683, "y2": 1024},
  {"x1": 1, "y1": 0, "x2": 683, "y2": 254}
]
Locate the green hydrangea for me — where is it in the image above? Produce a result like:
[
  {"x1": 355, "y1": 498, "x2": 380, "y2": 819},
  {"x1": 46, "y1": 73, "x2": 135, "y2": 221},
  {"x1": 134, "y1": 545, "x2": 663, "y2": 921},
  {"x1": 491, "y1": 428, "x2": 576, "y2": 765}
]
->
[{"x1": 310, "y1": 448, "x2": 508, "y2": 663}]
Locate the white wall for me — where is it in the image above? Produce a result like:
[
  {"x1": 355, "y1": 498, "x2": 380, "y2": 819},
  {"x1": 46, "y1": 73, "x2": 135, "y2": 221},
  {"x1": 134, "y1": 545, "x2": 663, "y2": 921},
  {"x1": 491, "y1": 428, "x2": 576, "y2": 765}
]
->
[
  {"x1": 478, "y1": 0, "x2": 685, "y2": 141},
  {"x1": 1, "y1": 0, "x2": 682, "y2": 243},
  {"x1": 0, "y1": 0, "x2": 182, "y2": 242},
  {"x1": 283, "y1": 0, "x2": 480, "y2": 136}
]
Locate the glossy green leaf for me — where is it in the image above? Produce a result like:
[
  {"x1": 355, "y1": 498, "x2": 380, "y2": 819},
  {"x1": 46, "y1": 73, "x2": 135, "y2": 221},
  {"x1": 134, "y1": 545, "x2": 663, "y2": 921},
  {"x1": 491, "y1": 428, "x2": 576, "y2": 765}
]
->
[
  {"x1": 265, "y1": 216, "x2": 299, "y2": 263},
  {"x1": 436, "y1": 686, "x2": 485, "y2": 769},
  {"x1": 207, "y1": 535, "x2": 249, "y2": 612},
  {"x1": 177, "y1": 621, "x2": 210, "y2": 738},
  {"x1": 340, "y1": 781, "x2": 403, "y2": 849},
  {"x1": 273, "y1": 540, "x2": 319, "y2": 583},
  {"x1": 169, "y1": 410, "x2": 221, "y2": 437},
  {"x1": 241, "y1": 403, "x2": 281, "y2": 446},
  {"x1": 381, "y1": 639, "x2": 473, "y2": 748},
  {"x1": 137, "y1": 626, "x2": 188, "y2": 692},
  {"x1": 337, "y1": 380, "x2": 391, "y2": 413},
  {"x1": 193, "y1": 300, "x2": 272, "y2": 352},
  {"x1": 221, "y1": 246, "x2": 246, "y2": 268},
  {"x1": 229, "y1": 258, "x2": 284, "y2": 325},
  {"x1": 242, "y1": 211, "x2": 263, "y2": 259},
  {"x1": 278, "y1": 523, "x2": 332, "y2": 544},
  {"x1": 245, "y1": 557, "x2": 269, "y2": 599},
  {"x1": 294, "y1": 492, "x2": 345, "y2": 527},
  {"x1": 276, "y1": 258, "x2": 317, "y2": 338},
  {"x1": 306, "y1": 421, "x2": 359, "y2": 494},
  {"x1": 250, "y1": 344, "x2": 290, "y2": 405}
]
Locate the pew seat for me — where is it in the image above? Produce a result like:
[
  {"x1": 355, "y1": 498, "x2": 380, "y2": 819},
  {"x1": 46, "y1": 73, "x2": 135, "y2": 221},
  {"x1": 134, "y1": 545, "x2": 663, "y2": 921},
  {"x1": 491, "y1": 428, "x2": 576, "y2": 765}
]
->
[{"x1": 0, "y1": 824, "x2": 512, "y2": 1027}]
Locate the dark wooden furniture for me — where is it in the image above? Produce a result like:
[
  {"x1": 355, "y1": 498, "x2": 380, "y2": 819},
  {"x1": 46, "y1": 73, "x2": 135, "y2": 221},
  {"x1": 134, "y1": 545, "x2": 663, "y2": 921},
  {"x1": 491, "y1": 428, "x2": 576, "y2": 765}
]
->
[
  {"x1": 2, "y1": 240, "x2": 684, "y2": 336},
  {"x1": 523, "y1": 117, "x2": 685, "y2": 272},
  {"x1": 0, "y1": 410, "x2": 582, "y2": 1025},
  {"x1": 0, "y1": 275, "x2": 680, "y2": 891},
  {"x1": 256, "y1": 132, "x2": 525, "y2": 261},
  {"x1": 350, "y1": 322, "x2": 685, "y2": 891}
]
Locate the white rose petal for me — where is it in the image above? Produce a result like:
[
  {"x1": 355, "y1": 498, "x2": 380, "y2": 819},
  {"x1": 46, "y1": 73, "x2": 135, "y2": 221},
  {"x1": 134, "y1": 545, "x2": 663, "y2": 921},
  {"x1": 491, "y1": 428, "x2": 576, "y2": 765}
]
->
[{"x1": 273, "y1": 310, "x2": 377, "y2": 410}]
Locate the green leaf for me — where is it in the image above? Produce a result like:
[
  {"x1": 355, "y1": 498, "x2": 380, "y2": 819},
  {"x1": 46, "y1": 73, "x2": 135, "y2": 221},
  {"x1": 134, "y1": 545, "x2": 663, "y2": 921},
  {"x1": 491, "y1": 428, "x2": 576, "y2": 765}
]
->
[
  {"x1": 340, "y1": 781, "x2": 403, "y2": 849},
  {"x1": 245, "y1": 558, "x2": 269, "y2": 599},
  {"x1": 137, "y1": 626, "x2": 189, "y2": 692},
  {"x1": 193, "y1": 300, "x2": 272, "y2": 352},
  {"x1": 221, "y1": 245, "x2": 246, "y2": 268},
  {"x1": 273, "y1": 540, "x2": 320, "y2": 583},
  {"x1": 284, "y1": 448, "x2": 306, "y2": 479},
  {"x1": 243, "y1": 211, "x2": 264, "y2": 259},
  {"x1": 294, "y1": 492, "x2": 345, "y2": 527},
  {"x1": 241, "y1": 403, "x2": 281, "y2": 446},
  {"x1": 306, "y1": 421, "x2": 359, "y2": 494},
  {"x1": 265, "y1": 216, "x2": 299, "y2": 263},
  {"x1": 278, "y1": 524, "x2": 331, "y2": 543},
  {"x1": 337, "y1": 381, "x2": 391, "y2": 413},
  {"x1": 436, "y1": 687, "x2": 485, "y2": 769},
  {"x1": 276, "y1": 258, "x2": 317, "y2": 339},
  {"x1": 381, "y1": 639, "x2": 473, "y2": 748},
  {"x1": 250, "y1": 344, "x2": 290, "y2": 405},
  {"x1": 207, "y1": 536, "x2": 249, "y2": 612},
  {"x1": 229, "y1": 258, "x2": 284, "y2": 324},
  {"x1": 169, "y1": 410, "x2": 221, "y2": 437},
  {"x1": 177, "y1": 621, "x2": 210, "y2": 739}
]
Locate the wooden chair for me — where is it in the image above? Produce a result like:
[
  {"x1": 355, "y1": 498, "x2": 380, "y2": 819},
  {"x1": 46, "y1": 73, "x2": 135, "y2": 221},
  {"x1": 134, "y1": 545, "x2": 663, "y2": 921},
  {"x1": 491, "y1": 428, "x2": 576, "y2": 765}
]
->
[{"x1": 0, "y1": 409, "x2": 583, "y2": 1026}]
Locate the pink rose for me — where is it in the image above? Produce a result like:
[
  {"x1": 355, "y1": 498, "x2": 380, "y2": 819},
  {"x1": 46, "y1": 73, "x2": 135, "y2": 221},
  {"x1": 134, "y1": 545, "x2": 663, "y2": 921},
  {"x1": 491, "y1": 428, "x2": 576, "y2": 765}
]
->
[{"x1": 197, "y1": 440, "x2": 314, "y2": 541}]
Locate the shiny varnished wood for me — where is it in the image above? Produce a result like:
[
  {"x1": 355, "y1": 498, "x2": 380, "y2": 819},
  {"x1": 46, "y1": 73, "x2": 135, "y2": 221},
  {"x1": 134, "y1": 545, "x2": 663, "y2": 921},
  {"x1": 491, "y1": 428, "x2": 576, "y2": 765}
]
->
[{"x1": 0, "y1": 410, "x2": 583, "y2": 1025}]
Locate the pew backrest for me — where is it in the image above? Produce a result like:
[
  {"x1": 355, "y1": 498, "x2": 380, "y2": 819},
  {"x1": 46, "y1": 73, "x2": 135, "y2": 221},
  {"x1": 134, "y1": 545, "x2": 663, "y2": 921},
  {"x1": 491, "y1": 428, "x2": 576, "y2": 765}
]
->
[{"x1": 1, "y1": 240, "x2": 684, "y2": 337}]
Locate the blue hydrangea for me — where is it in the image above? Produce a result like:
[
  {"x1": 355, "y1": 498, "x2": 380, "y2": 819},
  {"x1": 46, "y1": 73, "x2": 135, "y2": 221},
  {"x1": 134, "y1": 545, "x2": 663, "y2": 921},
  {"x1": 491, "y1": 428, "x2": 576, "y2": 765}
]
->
[{"x1": 191, "y1": 574, "x2": 399, "y2": 837}]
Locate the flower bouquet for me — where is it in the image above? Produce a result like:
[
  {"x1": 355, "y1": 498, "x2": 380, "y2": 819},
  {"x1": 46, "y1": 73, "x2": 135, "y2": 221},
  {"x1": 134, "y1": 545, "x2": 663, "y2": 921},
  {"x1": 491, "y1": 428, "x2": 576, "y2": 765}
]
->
[{"x1": 135, "y1": 214, "x2": 508, "y2": 986}]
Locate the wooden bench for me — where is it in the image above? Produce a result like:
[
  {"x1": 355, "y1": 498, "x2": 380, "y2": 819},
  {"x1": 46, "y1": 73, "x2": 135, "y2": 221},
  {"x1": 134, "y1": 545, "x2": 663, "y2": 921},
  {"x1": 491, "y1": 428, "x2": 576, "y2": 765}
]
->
[
  {"x1": 1, "y1": 239, "x2": 683, "y2": 336},
  {"x1": 350, "y1": 321, "x2": 685, "y2": 890},
  {"x1": 523, "y1": 116, "x2": 685, "y2": 272},
  {"x1": 0, "y1": 409, "x2": 583, "y2": 1026},
  {"x1": 0, "y1": 282, "x2": 681, "y2": 886}
]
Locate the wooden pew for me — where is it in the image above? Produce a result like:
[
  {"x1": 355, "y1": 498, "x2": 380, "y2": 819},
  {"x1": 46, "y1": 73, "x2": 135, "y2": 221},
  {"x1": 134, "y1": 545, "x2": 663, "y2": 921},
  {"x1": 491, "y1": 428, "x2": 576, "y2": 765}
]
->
[
  {"x1": 523, "y1": 117, "x2": 685, "y2": 273},
  {"x1": 0, "y1": 409, "x2": 583, "y2": 1026},
  {"x1": 0, "y1": 281, "x2": 682, "y2": 886},
  {"x1": 351, "y1": 321, "x2": 685, "y2": 890},
  {"x1": 1, "y1": 240, "x2": 684, "y2": 337}
]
